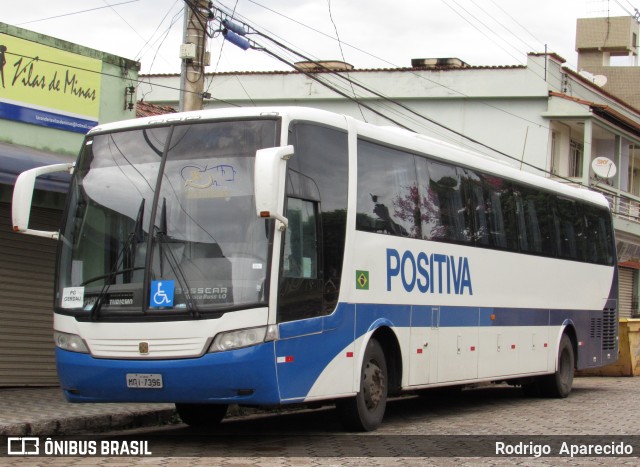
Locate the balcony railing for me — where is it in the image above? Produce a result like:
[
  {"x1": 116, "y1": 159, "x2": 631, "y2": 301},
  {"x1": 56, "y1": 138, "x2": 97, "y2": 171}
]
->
[{"x1": 591, "y1": 183, "x2": 640, "y2": 224}]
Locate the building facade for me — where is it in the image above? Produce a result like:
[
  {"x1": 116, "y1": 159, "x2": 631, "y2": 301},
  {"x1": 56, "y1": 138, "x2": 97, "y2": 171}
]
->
[{"x1": 0, "y1": 23, "x2": 139, "y2": 386}]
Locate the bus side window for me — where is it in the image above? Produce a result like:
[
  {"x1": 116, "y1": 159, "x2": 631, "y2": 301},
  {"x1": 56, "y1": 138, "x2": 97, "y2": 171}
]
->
[
  {"x1": 497, "y1": 184, "x2": 520, "y2": 252},
  {"x1": 459, "y1": 168, "x2": 490, "y2": 246},
  {"x1": 584, "y1": 204, "x2": 615, "y2": 265},
  {"x1": 483, "y1": 175, "x2": 510, "y2": 249},
  {"x1": 554, "y1": 196, "x2": 584, "y2": 261},
  {"x1": 421, "y1": 160, "x2": 468, "y2": 244},
  {"x1": 278, "y1": 197, "x2": 323, "y2": 323},
  {"x1": 287, "y1": 122, "x2": 348, "y2": 319},
  {"x1": 283, "y1": 198, "x2": 318, "y2": 279},
  {"x1": 356, "y1": 140, "x2": 419, "y2": 238}
]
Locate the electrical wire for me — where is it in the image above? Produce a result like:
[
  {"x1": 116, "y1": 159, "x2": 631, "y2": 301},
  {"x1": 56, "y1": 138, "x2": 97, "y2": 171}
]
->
[
  {"x1": 218, "y1": 0, "x2": 554, "y2": 130},
  {"x1": 134, "y1": 0, "x2": 182, "y2": 62},
  {"x1": 235, "y1": 0, "x2": 635, "y2": 132},
  {"x1": 468, "y1": 0, "x2": 539, "y2": 53},
  {"x1": 325, "y1": 0, "x2": 367, "y2": 122},
  {"x1": 209, "y1": 10, "x2": 582, "y2": 181},
  {"x1": 102, "y1": 0, "x2": 147, "y2": 46},
  {"x1": 441, "y1": 0, "x2": 527, "y2": 65},
  {"x1": 16, "y1": 0, "x2": 140, "y2": 25},
  {"x1": 206, "y1": 0, "x2": 258, "y2": 107},
  {"x1": 138, "y1": 9, "x2": 184, "y2": 100},
  {"x1": 212, "y1": 2, "x2": 547, "y2": 152}
]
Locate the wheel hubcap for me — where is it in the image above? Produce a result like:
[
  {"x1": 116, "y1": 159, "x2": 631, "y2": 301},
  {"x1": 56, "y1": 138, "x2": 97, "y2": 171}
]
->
[{"x1": 363, "y1": 359, "x2": 384, "y2": 410}]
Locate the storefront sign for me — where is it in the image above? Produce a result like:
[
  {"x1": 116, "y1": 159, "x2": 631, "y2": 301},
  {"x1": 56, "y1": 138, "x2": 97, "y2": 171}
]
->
[{"x1": 0, "y1": 33, "x2": 101, "y2": 133}]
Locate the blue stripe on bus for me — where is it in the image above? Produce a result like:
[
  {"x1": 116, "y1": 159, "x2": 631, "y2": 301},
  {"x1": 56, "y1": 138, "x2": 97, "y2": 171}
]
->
[
  {"x1": 355, "y1": 304, "x2": 411, "y2": 337},
  {"x1": 351, "y1": 303, "x2": 571, "y2": 330},
  {"x1": 275, "y1": 303, "x2": 610, "y2": 401},
  {"x1": 56, "y1": 302, "x2": 610, "y2": 405}
]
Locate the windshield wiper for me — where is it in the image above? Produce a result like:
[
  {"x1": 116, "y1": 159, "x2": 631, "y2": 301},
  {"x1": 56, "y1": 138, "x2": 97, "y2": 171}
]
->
[
  {"x1": 153, "y1": 198, "x2": 201, "y2": 319},
  {"x1": 90, "y1": 199, "x2": 145, "y2": 321}
]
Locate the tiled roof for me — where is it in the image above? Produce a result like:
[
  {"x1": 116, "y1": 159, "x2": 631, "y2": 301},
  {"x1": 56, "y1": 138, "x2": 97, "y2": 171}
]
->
[
  {"x1": 136, "y1": 100, "x2": 177, "y2": 118},
  {"x1": 140, "y1": 64, "x2": 525, "y2": 78},
  {"x1": 550, "y1": 91, "x2": 640, "y2": 135}
]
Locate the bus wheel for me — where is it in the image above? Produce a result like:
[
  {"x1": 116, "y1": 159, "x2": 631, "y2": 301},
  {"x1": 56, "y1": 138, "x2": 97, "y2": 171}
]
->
[
  {"x1": 336, "y1": 338, "x2": 388, "y2": 432},
  {"x1": 540, "y1": 334, "x2": 574, "y2": 398},
  {"x1": 175, "y1": 403, "x2": 228, "y2": 427}
]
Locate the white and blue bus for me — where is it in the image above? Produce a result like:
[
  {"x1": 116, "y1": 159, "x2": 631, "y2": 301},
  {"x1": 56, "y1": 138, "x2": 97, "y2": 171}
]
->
[{"x1": 12, "y1": 107, "x2": 617, "y2": 431}]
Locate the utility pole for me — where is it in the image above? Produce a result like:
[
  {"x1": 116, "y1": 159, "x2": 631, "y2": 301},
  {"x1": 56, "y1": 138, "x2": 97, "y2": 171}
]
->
[{"x1": 179, "y1": 0, "x2": 210, "y2": 112}]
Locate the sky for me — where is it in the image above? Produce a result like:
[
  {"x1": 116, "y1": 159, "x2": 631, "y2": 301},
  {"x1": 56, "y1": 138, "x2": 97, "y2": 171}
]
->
[{"x1": 2, "y1": 0, "x2": 638, "y2": 75}]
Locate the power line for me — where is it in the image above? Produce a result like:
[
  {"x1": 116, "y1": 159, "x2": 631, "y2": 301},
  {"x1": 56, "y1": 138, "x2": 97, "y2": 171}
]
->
[
  {"x1": 17, "y1": 0, "x2": 141, "y2": 25},
  {"x1": 138, "y1": 9, "x2": 184, "y2": 99},
  {"x1": 102, "y1": 0, "x2": 145, "y2": 44},
  {"x1": 216, "y1": 0, "x2": 635, "y2": 138},
  {"x1": 486, "y1": 0, "x2": 546, "y2": 48},
  {"x1": 211, "y1": 10, "x2": 583, "y2": 182},
  {"x1": 325, "y1": 0, "x2": 366, "y2": 122},
  {"x1": 440, "y1": 0, "x2": 526, "y2": 65},
  {"x1": 468, "y1": 0, "x2": 539, "y2": 52},
  {"x1": 219, "y1": 0, "x2": 553, "y2": 130},
  {"x1": 134, "y1": 0, "x2": 182, "y2": 62}
]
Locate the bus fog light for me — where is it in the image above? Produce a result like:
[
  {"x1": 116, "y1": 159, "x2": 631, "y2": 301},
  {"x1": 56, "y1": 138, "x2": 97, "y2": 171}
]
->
[
  {"x1": 209, "y1": 325, "x2": 278, "y2": 352},
  {"x1": 54, "y1": 331, "x2": 89, "y2": 353}
]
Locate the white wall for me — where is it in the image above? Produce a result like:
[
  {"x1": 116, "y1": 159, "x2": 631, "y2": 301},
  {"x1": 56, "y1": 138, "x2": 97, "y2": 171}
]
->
[{"x1": 136, "y1": 54, "x2": 638, "y2": 180}]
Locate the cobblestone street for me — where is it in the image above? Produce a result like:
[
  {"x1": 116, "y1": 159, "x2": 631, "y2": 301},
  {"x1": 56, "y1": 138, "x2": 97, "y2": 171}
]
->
[{"x1": 3, "y1": 376, "x2": 639, "y2": 465}]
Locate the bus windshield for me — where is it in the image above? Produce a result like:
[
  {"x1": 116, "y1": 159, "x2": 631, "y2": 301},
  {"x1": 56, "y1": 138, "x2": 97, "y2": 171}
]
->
[{"x1": 56, "y1": 119, "x2": 279, "y2": 316}]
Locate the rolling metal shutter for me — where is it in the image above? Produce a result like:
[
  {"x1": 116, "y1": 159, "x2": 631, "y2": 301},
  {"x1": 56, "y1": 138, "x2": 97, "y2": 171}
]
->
[
  {"x1": 618, "y1": 267, "x2": 635, "y2": 319},
  {"x1": 0, "y1": 202, "x2": 61, "y2": 386}
]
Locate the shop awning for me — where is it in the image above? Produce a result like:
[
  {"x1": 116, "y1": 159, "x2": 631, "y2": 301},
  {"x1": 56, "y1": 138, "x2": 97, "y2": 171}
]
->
[{"x1": 0, "y1": 141, "x2": 73, "y2": 193}]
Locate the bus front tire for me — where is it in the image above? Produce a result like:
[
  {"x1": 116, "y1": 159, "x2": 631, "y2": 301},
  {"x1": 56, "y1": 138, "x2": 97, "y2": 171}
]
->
[
  {"x1": 336, "y1": 338, "x2": 388, "y2": 432},
  {"x1": 539, "y1": 334, "x2": 574, "y2": 398},
  {"x1": 175, "y1": 403, "x2": 228, "y2": 427}
]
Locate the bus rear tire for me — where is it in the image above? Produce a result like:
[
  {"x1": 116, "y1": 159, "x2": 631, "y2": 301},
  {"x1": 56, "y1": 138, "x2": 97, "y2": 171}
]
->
[
  {"x1": 336, "y1": 338, "x2": 387, "y2": 432},
  {"x1": 175, "y1": 403, "x2": 228, "y2": 427},
  {"x1": 539, "y1": 334, "x2": 574, "y2": 398}
]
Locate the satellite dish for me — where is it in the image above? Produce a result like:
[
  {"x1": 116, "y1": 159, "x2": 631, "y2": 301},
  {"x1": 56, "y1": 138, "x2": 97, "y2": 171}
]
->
[
  {"x1": 592, "y1": 157, "x2": 617, "y2": 179},
  {"x1": 578, "y1": 70, "x2": 594, "y2": 81},
  {"x1": 593, "y1": 75, "x2": 608, "y2": 87},
  {"x1": 578, "y1": 70, "x2": 608, "y2": 87}
]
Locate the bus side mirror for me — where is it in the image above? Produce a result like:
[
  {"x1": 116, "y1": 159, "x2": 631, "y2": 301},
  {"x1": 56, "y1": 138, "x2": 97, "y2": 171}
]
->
[
  {"x1": 254, "y1": 145, "x2": 294, "y2": 231},
  {"x1": 12, "y1": 162, "x2": 75, "y2": 240}
]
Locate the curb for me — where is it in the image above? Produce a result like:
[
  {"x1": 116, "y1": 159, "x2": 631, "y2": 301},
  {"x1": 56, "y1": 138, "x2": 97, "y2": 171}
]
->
[{"x1": 0, "y1": 408, "x2": 178, "y2": 437}]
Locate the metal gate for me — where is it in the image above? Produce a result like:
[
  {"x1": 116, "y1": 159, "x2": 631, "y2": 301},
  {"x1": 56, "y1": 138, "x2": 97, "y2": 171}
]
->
[
  {"x1": 0, "y1": 203, "x2": 61, "y2": 386},
  {"x1": 618, "y1": 267, "x2": 635, "y2": 319}
]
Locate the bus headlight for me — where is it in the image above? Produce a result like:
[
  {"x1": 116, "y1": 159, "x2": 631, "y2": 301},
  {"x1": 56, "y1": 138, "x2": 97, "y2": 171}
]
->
[
  {"x1": 54, "y1": 331, "x2": 89, "y2": 354},
  {"x1": 209, "y1": 325, "x2": 278, "y2": 352}
]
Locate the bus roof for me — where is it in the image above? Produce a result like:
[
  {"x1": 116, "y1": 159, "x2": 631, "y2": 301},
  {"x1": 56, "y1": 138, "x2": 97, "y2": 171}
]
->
[{"x1": 90, "y1": 106, "x2": 609, "y2": 209}]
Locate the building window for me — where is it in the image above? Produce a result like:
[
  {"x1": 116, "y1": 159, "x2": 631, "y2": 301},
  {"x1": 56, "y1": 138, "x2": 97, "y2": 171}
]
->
[{"x1": 569, "y1": 140, "x2": 584, "y2": 178}]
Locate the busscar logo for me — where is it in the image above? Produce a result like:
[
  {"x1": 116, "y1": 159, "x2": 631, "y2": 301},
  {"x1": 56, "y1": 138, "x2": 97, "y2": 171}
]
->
[{"x1": 8, "y1": 437, "x2": 39, "y2": 455}]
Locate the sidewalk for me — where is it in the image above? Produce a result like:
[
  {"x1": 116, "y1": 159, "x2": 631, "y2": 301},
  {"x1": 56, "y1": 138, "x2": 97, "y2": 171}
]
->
[{"x1": 0, "y1": 387, "x2": 176, "y2": 436}]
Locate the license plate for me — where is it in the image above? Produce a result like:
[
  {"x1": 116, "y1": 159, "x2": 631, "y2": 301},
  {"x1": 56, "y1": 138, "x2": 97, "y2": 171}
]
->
[{"x1": 126, "y1": 373, "x2": 163, "y2": 389}]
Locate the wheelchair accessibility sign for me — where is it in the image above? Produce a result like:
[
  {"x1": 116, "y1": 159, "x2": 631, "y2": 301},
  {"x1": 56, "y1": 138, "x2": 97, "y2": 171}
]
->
[{"x1": 149, "y1": 280, "x2": 175, "y2": 308}]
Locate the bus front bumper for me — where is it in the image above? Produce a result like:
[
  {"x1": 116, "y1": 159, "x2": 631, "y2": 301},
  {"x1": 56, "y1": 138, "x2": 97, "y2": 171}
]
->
[{"x1": 56, "y1": 343, "x2": 280, "y2": 405}]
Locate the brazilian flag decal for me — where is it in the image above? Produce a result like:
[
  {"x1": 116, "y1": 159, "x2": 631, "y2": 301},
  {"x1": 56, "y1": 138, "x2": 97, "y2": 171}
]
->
[{"x1": 356, "y1": 270, "x2": 369, "y2": 290}]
